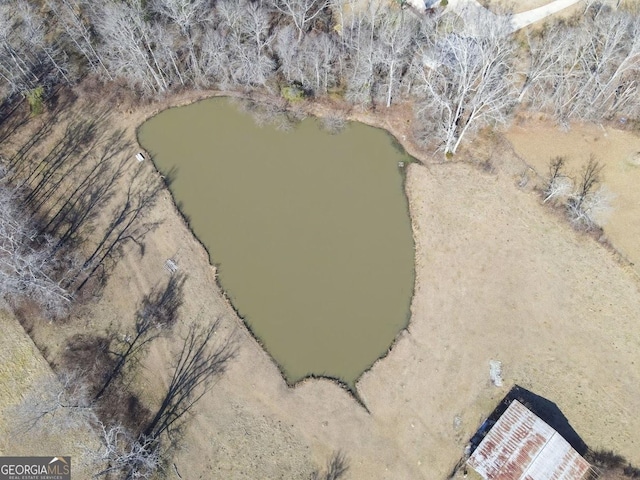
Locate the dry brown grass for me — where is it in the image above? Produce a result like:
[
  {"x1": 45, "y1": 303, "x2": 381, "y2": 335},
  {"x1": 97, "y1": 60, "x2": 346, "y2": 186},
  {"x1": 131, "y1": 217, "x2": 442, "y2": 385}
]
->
[
  {"x1": 0, "y1": 310, "x2": 98, "y2": 476},
  {"x1": 1, "y1": 84, "x2": 640, "y2": 478},
  {"x1": 506, "y1": 121, "x2": 640, "y2": 277}
]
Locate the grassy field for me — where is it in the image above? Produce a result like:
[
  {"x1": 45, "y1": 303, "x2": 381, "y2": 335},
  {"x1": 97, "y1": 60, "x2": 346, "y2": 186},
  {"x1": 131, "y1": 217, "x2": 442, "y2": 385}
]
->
[
  {"x1": 0, "y1": 310, "x2": 98, "y2": 476},
  {"x1": 1, "y1": 84, "x2": 639, "y2": 478}
]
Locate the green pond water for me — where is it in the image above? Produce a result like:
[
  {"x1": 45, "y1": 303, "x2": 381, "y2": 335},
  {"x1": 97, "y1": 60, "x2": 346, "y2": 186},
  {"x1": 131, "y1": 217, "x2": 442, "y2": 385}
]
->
[{"x1": 138, "y1": 98, "x2": 415, "y2": 386}]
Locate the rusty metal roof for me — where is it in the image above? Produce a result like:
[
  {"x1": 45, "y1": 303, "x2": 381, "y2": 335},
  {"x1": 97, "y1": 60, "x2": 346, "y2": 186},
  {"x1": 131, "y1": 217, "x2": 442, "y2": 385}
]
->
[{"x1": 467, "y1": 400, "x2": 591, "y2": 480}]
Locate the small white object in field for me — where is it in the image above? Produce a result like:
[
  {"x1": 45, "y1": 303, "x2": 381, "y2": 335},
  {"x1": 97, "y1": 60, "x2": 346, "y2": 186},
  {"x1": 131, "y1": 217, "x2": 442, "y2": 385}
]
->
[
  {"x1": 136, "y1": 152, "x2": 146, "y2": 162},
  {"x1": 489, "y1": 360, "x2": 503, "y2": 387},
  {"x1": 164, "y1": 259, "x2": 178, "y2": 274},
  {"x1": 453, "y1": 415, "x2": 462, "y2": 431}
]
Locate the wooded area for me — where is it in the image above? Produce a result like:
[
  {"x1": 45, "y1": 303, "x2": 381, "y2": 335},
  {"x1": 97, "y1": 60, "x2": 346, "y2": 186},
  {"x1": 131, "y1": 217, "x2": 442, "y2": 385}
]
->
[{"x1": 1, "y1": 0, "x2": 639, "y2": 154}]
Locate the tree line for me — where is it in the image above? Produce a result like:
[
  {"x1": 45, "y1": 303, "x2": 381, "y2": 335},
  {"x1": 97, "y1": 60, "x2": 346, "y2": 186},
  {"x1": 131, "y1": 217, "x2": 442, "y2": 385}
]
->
[
  {"x1": 1, "y1": 0, "x2": 639, "y2": 155},
  {"x1": 0, "y1": 102, "x2": 164, "y2": 318}
]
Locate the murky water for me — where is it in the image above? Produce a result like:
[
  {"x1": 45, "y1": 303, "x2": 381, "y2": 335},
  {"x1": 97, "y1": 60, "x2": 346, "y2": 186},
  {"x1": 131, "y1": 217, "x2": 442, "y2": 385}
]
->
[{"x1": 138, "y1": 98, "x2": 414, "y2": 386}]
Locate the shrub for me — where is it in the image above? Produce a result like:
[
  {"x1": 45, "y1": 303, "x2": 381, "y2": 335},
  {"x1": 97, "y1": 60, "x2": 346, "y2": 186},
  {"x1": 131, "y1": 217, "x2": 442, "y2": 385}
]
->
[
  {"x1": 624, "y1": 465, "x2": 640, "y2": 479},
  {"x1": 320, "y1": 115, "x2": 346, "y2": 135},
  {"x1": 281, "y1": 84, "x2": 305, "y2": 103},
  {"x1": 588, "y1": 449, "x2": 626, "y2": 469},
  {"x1": 26, "y1": 86, "x2": 45, "y2": 115}
]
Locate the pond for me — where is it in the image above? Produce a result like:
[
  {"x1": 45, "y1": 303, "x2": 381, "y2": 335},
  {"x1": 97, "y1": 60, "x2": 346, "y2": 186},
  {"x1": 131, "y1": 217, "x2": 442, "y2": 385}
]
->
[{"x1": 138, "y1": 98, "x2": 415, "y2": 387}]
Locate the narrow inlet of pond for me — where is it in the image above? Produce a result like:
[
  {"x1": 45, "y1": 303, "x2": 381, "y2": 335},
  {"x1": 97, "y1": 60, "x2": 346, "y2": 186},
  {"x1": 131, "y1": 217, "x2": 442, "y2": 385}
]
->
[{"x1": 138, "y1": 98, "x2": 415, "y2": 387}]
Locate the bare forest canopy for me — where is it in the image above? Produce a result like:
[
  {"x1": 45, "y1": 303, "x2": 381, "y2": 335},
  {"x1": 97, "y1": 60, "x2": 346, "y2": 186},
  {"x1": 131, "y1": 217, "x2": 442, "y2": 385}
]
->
[{"x1": 0, "y1": 0, "x2": 639, "y2": 156}]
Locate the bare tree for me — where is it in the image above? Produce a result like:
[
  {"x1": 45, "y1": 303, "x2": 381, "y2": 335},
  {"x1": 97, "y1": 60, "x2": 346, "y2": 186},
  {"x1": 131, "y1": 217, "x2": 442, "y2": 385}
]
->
[
  {"x1": 415, "y1": 11, "x2": 517, "y2": 155},
  {"x1": 304, "y1": 32, "x2": 340, "y2": 95},
  {"x1": 242, "y1": 0, "x2": 276, "y2": 57},
  {"x1": 531, "y1": 7, "x2": 640, "y2": 125},
  {"x1": 48, "y1": 0, "x2": 113, "y2": 79},
  {"x1": 92, "y1": 423, "x2": 160, "y2": 480},
  {"x1": 199, "y1": 28, "x2": 232, "y2": 88},
  {"x1": 152, "y1": 0, "x2": 210, "y2": 85},
  {"x1": 517, "y1": 23, "x2": 574, "y2": 105},
  {"x1": 342, "y1": 1, "x2": 382, "y2": 106},
  {"x1": 233, "y1": 0, "x2": 277, "y2": 86},
  {"x1": 275, "y1": 27, "x2": 338, "y2": 95},
  {"x1": 375, "y1": 9, "x2": 417, "y2": 107},
  {"x1": 543, "y1": 156, "x2": 571, "y2": 204},
  {"x1": 0, "y1": 170, "x2": 72, "y2": 316},
  {"x1": 17, "y1": 1, "x2": 73, "y2": 85},
  {"x1": 92, "y1": 0, "x2": 172, "y2": 94},
  {"x1": 574, "y1": 7, "x2": 640, "y2": 121},
  {"x1": 0, "y1": 6, "x2": 32, "y2": 96},
  {"x1": 272, "y1": 0, "x2": 330, "y2": 42},
  {"x1": 213, "y1": 0, "x2": 276, "y2": 88},
  {"x1": 0, "y1": 1, "x2": 71, "y2": 96},
  {"x1": 9, "y1": 364, "x2": 146, "y2": 478},
  {"x1": 12, "y1": 370, "x2": 96, "y2": 434},
  {"x1": 274, "y1": 24, "x2": 307, "y2": 86},
  {"x1": 567, "y1": 156, "x2": 611, "y2": 229}
]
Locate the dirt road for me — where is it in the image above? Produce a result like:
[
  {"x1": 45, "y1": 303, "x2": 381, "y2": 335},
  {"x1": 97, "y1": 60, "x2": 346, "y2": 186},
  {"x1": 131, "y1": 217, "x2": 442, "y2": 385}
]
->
[{"x1": 408, "y1": 0, "x2": 585, "y2": 31}]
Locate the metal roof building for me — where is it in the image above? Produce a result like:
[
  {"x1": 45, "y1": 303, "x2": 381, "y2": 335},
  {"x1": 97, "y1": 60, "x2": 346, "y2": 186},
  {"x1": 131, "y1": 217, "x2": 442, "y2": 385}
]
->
[{"x1": 467, "y1": 400, "x2": 591, "y2": 480}]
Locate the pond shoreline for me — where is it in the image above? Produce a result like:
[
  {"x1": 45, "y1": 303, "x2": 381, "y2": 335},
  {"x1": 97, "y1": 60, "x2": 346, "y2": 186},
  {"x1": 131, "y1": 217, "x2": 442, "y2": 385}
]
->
[
  {"x1": 135, "y1": 94, "x2": 417, "y2": 398},
  {"x1": 7, "y1": 82, "x2": 640, "y2": 478},
  {"x1": 130, "y1": 86, "x2": 639, "y2": 403}
]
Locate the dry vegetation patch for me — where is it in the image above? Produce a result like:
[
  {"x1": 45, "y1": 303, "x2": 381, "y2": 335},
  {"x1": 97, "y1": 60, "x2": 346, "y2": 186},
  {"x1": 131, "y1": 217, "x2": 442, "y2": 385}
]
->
[
  {"x1": 2, "y1": 86, "x2": 640, "y2": 478},
  {"x1": 91, "y1": 92, "x2": 640, "y2": 477},
  {"x1": 356, "y1": 161, "x2": 640, "y2": 476},
  {"x1": 506, "y1": 122, "x2": 640, "y2": 276},
  {"x1": 0, "y1": 310, "x2": 98, "y2": 476}
]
